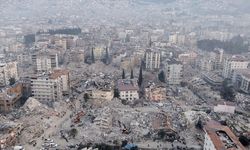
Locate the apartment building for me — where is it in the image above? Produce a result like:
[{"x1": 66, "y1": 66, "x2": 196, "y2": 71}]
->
[
  {"x1": 165, "y1": 59, "x2": 183, "y2": 85},
  {"x1": 222, "y1": 55, "x2": 249, "y2": 78},
  {"x1": 31, "y1": 52, "x2": 59, "y2": 73},
  {"x1": 233, "y1": 69, "x2": 250, "y2": 94},
  {"x1": 93, "y1": 46, "x2": 105, "y2": 61},
  {"x1": 212, "y1": 48, "x2": 224, "y2": 70},
  {"x1": 69, "y1": 49, "x2": 85, "y2": 63},
  {"x1": 31, "y1": 69, "x2": 69, "y2": 102},
  {"x1": 0, "y1": 62, "x2": 19, "y2": 86},
  {"x1": 117, "y1": 79, "x2": 139, "y2": 101},
  {"x1": 145, "y1": 49, "x2": 161, "y2": 71}
]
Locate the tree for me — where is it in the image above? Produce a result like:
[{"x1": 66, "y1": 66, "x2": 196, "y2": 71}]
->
[
  {"x1": 138, "y1": 62, "x2": 143, "y2": 87},
  {"x1": 180, "y1": 81, "x2": 188, "y2": 87},
  {"x1": 121, "y1": 140, "x2": 128, "y2": 147},
  {"x1": 130, "y1": 69, "x2": 134, "y2": 79},
  {"x1": 158, "y1": 70, "x2": 165, "y2": 83},
  {"x1": 197, "y1": 35, "x2": 249, "y2": 54},
  {"x1": 239, "y1": 135, "x2": 250, "y2": 146},
  {"x1": 9, "y1": 77, "x2": 16, "y2": 86},
  {"x1": 104, "y1": 47, "x2": 110, "y2": 65},
  {"x1": 114, "y1": 88, "x2": 120, "y2": 98},
  {"x1": 24, "y1": 34, "x2": 35, "y2": 46},
  {"x1": 69, "y1": 128, "x2": 78, "y2": 138},
  {"x1": 122, "y1": 69, "x2": 126, "y2": 79},
  {"x1": 195, "y1": 118, "x2": 203, "y2": 129},
  {"x1": 149, "y1": 37, "x2": 152, "y2": 47},
  {"x1": 221, "y1": 79, "x2": 236, "y2": 101},
  {"x1": 91, "y1": 48, "x2": 95, "y2": 63},
  {"x1": 84, "y1": 93, "x2": 90, "y2": 102}
]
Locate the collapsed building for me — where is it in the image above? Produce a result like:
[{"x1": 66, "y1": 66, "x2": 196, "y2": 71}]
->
[
  {"x1": 0, "y1": 117, "x2": 23, "y2": 149},
  {"x1": 204, "y1": 120, "x2": 246, "y2": 150},
  {"x1": 145, "y1": 82, "x2": 167, "y2": 102},
  {"x1": 0, "y1": 83, "x2": 23, "y2": 113}
]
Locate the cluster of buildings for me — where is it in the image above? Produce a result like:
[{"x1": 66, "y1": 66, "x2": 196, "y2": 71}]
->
[{"x1": 0, "y1": 19, "x2": 249, "y2": 149}]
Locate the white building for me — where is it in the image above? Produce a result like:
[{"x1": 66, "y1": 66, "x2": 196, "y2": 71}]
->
[
  {"x1": 117, "y1": 79, "x2": 139, "y2": 101},
  {"x1": 31, "y1": 52, "x2": 58, "y2": 73},
  {"x1": 210, "y1": 48, "x2": 224, "y2": 70},
  {"x1": 169, "y1": 33, "x2": 186, "y2": 45},
  {"x1": 222, "y1": 55, "x2": 249, "y2": 78},
  {"x1": 232, "y1": 69, "x2": 250, "y2": 94},
  {"x1": 204, "y1": 121, "x2": 245, "y2": 150},
  {"x1": 165, "y1": 59, "x2": 183, "y2": 85},
  {"x1": 145, "y1": 49, "x2": 161, "y2": 70},
  {"x1": 0, "y1": 62, "x2": 19, "y2": 86},
  {"x1": 214, "y1": 102, "x2": 235, "y2": 114},
  {"x1": 31, "y1": 69, "x2": 70, "y2": 102}
]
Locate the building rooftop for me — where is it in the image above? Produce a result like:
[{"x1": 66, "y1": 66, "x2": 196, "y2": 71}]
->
[
  {"x1": 230, "y1": 55, "x2": 248, "y2": 62},
  {"x1": 30, "y1": 69, "x2": 69, "y2": 80},
  {"x1": 205, "y1": 120, "x2": 246, "y2": 150},
  {"x1": 117, "y1": 79, "x2": 139, "y2": 91},
  {"x1": 167, "y1": 59, "x2": 182, "y2": 65},
  {"x1": 235, "y1": 69, "x2": 250, "y2": 79},
  {"x1": 50, "y1": 69, "x2": 69, "y2": 79}
]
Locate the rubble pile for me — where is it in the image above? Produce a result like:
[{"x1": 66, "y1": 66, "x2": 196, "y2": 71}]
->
[
  {"x1": 7, "y1": 98, "x2": 59, "y2": 144},
  {"x1": 68, "y1": 99, "x2": 182, "y2": 145}
]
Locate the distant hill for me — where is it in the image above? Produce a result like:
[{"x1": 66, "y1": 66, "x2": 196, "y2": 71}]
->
[{"x1": 0, "y1": 0, "x2": 249, "y2": 24}]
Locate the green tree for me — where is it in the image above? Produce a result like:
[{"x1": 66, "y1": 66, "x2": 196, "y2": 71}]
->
[
  {"x1": 69, "y1": 128, "x2": 78, "y2": 138},
  {"x1": 158, "y1": 70, "x2": 165, "y2": 83},
  {"x1": 91, "y1": 48, "x2": 95, "y2": 63},
  {"x1": 221, "y1": 78, "x2": 236, "y2": 101},
  {"x1": 114, "y1": 88, "x2": 120, "y2": 98},
  {"x1": 9, "y1": 77, "x2": 16, "y2": 86},
  {"x1": 122, "y1": 69, "x2": 126, "y2": 79},
  {"x1": 138, "y1": 62, "x2": 143, "y2": 87},
  {"x1": 239, "y1": 135, "x2": 250, "y2": 146},
  {"x1": 105, "y1": 47, "x2": 110, "y2": 65},
  {"x1": 130, "y1": 69, "x2": 134, "y2": 79},
  {"x1": 84, "y1": 93, "x2": 90, "y2": 102},
  {"x1": 195, "y1": 118, "x2": 203, "y2": 129}
]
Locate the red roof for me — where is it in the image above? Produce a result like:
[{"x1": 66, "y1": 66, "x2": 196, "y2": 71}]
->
[
  {"x1": 117, "y1": 79, "x2": 139, "y2": 91},
  {"x1": 205, "y1": 120, "x2": 246, "y2": 150}
]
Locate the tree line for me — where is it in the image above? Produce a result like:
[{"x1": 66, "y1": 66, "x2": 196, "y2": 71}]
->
[
  {"x1": 197, "y1": 36, "x2": 249, "y2": 54},
  {"x1": 37, "y1": 28, "x2": 82, "y2": 35}
]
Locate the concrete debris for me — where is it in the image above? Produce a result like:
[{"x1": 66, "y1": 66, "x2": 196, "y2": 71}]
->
[{"x1": 23, "y1": 97, "x2": 45, "y2": 112}]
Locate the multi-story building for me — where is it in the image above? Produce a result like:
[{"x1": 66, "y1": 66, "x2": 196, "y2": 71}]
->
[
  {"x1": 31, "y1": 52, "x2": 59, "y2": 73},
  {"x1": 204, "y1": 120, "x2": 245, "y2": 150},
  {"x1": 0, "y1": 83, "x2": 23, "y2": 112},
  {"x1": 178, "y1": 51, "x2": 197, "y2": 65},
  {"x1": 145, "y1": 49, "x2": 161, "y2": 71},
  {"x1": 31, "y1": 69, "x2": 69, "y2": 102},
  {"x1": 54, "y1": 38, "x2": 67, "y2": 50},
  {"x1": 212, "y1": 48, "x2": 224, "y2": 70},
  {"x1": 169, "y1": 33, "x2": 186, "y2": 45},
  {"x1": 50, "y1": 69, "x2": 70, "y2": 95},
  {"x1": 117, "y1": 79, "x2": 139, "y2": 101},
  {"x1": 232, "y1": 69, "x2": 250, "y2": 94},
  {"x1": 198, "y1": 59, "x2": 214, "y2": 72},
  {"x1": 165, "y1": 59, "x2": 183, "y2": 85},
  {"x1": 93, "y1": 46, "x2": 105, "y2": 61},
  {"x1": 0, "y1": 62, "x2": 19, "y2": 86},
  {"x1": 69, "y1": 49, "x2": 85, "y2": 63},
  {"x1": 222, "y1": 55, "x2": 249, "y2": 78},
  {"x1": 17, "y1": 53, "x2": 31, "y2": 66}
]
